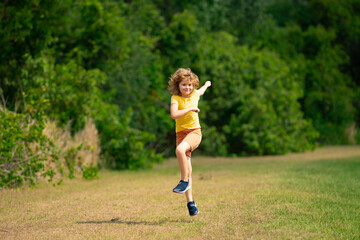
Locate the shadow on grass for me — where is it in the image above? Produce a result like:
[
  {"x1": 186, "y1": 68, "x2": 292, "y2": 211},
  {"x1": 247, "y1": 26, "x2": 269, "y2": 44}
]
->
[{"x1": 77, "y1": 217, "x2": 192, "y2": 225}]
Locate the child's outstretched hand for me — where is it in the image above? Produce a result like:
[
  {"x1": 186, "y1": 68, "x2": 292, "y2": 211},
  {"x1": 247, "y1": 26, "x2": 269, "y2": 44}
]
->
[{"x1": 198, "y1": 81, "x2": 212, "y2": 96}]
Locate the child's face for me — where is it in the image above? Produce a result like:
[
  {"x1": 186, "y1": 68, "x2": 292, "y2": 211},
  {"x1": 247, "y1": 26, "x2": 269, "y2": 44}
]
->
[{"x1": 179, "y1": 79, "x2": 194, "y2": 97}]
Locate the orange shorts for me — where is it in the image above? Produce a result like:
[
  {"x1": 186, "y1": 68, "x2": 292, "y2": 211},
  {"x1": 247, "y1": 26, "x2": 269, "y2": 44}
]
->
[{"x1": 176, "y1": 128, "x2": 202, "y2": 157}]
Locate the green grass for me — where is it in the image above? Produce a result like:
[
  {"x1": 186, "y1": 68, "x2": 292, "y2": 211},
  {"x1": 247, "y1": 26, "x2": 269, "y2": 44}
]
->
[{"x1": 1, "y1": 146, "x2": 360, "y2": 239}]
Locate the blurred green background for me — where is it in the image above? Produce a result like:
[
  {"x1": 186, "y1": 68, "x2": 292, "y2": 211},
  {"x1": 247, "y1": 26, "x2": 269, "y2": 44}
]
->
[{"x1": 1, "y1": 0, "x2": 359, "y2": 173}]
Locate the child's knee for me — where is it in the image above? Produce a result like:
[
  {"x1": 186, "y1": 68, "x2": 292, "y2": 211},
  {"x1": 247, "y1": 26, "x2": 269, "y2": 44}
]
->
[
  {"x1": 176, "y1": 142, "x2": 191, "y2": 157},
  {"x1": 175, "y1": 146, "x2": 185, "y2": 155}
]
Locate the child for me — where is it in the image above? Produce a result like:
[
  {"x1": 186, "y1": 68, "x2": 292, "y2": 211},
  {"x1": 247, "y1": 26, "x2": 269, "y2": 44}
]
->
[{"x1": 168, "y1": 68, "x2": 211, "y2": 216}]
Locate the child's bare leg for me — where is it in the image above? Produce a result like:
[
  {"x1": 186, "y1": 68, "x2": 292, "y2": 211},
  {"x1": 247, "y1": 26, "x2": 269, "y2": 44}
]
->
[
  {"x1": 185, "y1": 156, "x2": 193, "y2": 202},
  {"x1": 176, "y1": 142, "x2": 191, "y2": 181}
]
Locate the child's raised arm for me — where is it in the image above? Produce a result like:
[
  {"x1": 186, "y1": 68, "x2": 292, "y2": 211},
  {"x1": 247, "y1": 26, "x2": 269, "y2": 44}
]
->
[{"x1": 197, "y1": 81, "x2": 211, "y2": 96}]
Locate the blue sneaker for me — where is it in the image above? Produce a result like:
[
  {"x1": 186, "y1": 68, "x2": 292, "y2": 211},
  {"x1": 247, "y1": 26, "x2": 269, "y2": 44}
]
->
[
  {"x1": 187, "y1": 201, "x2": 199, "y2": 216},
  {"x1": 172, "y1": 180, "x2": 190, "y2": 193}
]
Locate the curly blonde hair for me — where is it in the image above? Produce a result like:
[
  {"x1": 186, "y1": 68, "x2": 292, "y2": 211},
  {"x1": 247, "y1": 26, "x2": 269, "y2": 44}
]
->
[{"x1": 168, "y1": 68, "x2": 199, "y2": 96}]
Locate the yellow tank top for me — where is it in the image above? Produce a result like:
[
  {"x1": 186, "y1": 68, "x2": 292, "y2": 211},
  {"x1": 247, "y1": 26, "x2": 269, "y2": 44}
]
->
[{"x1": 171, "y1": 90, "x2": 201, "y2": 133}]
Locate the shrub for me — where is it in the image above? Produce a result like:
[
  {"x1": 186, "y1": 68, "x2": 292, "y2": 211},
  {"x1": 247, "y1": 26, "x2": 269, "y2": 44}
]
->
[
  {"x1": 82, "y1": 165, "x2": 99, "y2": 180},
  {"x1": 94, "y1": 107, "x2": 165, "y2": 170},
  {"x1": 0, "y1": 99, "x2": 56, "y2": 187},
  {"x1": 0, "y1": 96, "x2": 101, "y2": 188}
]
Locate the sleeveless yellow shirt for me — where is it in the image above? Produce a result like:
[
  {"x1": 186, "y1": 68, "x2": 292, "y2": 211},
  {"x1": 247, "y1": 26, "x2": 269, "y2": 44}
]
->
[{"x1": 171, "y1": 90, "x2": 201, "y2": 133}]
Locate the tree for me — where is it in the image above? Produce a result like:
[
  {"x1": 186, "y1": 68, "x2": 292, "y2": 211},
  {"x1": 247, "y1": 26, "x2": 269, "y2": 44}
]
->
[{"x1": 194, "y1": 32, "x2": 318, "y2": 155}]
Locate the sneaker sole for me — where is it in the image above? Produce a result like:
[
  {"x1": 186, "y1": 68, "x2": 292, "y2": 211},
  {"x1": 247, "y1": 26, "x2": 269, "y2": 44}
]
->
[
  {"x1": 172, "y1": 185, "x2": 191, "y2": 194},
  {"x1": 190, "y1": 210, "x2": 199, "y2": 216}
]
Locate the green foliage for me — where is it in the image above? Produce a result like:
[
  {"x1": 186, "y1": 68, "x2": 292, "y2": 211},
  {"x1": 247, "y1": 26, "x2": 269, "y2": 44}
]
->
[
  {"x1": 159, "y1": 10, "x2": 200, "y2": 76},
  {"x1": 51, "y1": 0, "x2": 129, "y2": 70},
  {"x1": 0, "y1": 100, "x2": 56, "y2": 187},
  {"x1": 19, "y1": 54, "x2": 107, "y2": 132},
  {"x1": 303, "y1": 27, "x2": 354, "y2": 143},
  {"x1": 63, "y1": 145, "x2": 83, "y2": 179},
  {"x1": 0, "y1": 0, "x2": 54, "y2": 94},
  {"x1": 0, "y1": 95, "x2": 100, "y2": 188},
  {"x1": 195, "y1": 32, "x2": 318, "y2": 155},
  {"x1": 49, "y1": 0, "x2": 167, "y2": 165},
  {"x1": 251, "y1": 14, "x2": 356, "y2": 144},
  {"x1": 199, "y1": 124, "x2": 228, "y2": 156},
  {"x1": 82, "y1": 164, "x2": 99, "y2": 180},
  {"x1": 1, "y1": 0, "x2": 360, "y2": 179},
  {"x1": 95, "y1": 107, "x2": 164, "y2": 170}
]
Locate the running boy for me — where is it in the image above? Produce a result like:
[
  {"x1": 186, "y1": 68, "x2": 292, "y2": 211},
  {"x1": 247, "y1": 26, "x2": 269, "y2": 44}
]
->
[{"x1": 168, "y1": 68, "x2": 211, "y2": 216}]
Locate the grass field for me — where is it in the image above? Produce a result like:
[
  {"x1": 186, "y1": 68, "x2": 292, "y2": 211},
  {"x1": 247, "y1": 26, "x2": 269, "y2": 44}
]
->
[{"x1": 1, "y1": 146, "x2": 360, "y2": 240}]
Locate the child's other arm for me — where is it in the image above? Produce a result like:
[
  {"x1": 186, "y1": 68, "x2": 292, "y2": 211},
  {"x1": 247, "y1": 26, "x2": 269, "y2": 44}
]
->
[
  {"x1": 170, "y1": 103, "x2": 200, "y2": 119},
  {"x1": 197, "y1": 81, "x2": 211, "y2": 96}
]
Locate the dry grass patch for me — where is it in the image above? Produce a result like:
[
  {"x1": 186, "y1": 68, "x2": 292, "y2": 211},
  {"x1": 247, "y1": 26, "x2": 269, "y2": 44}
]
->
[{"x1": 42, "y1": 118, "x2": 100, "y2": 180}]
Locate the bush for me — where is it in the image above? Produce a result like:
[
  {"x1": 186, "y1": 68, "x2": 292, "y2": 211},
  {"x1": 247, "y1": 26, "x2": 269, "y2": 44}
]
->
[
  {"x1": 199, "y1": 124, "x2": 228, "y2": 156},
  {"x1": 94, "y1": 106, "x2": 165, "y2": 170},
  {"x1": 0, "y1": 100, "x2": 56, "y2": 187},
  {"x1": 0, "y1": 95, "x2": 101, "y2": 187},
  {"x1": 82, "y1": 165, "x2": 99, "y2": 180}
]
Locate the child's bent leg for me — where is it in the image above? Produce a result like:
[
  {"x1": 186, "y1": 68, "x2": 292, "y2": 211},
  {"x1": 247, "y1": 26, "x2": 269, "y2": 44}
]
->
[
  {"x1": 176, "y1": 142, "x2": 191, "y2": 181},
  {"x1": 185, "y1": 157, "x2": 193, "y2": 202}
]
